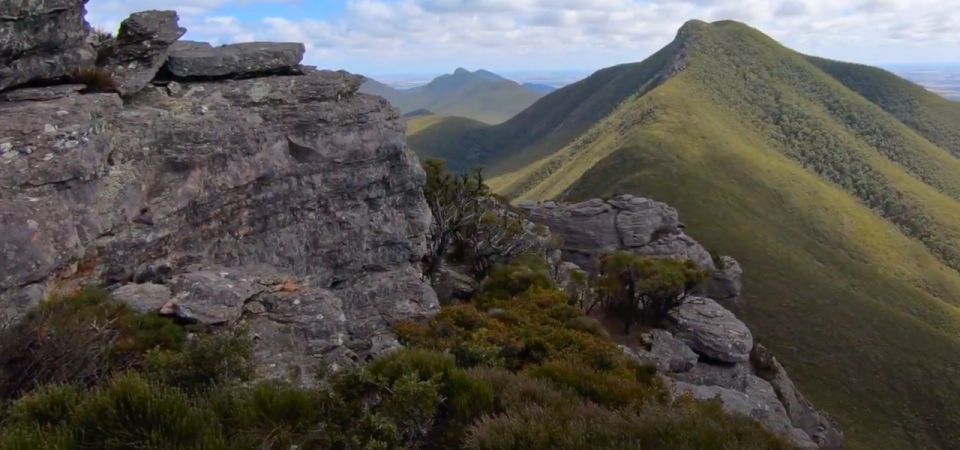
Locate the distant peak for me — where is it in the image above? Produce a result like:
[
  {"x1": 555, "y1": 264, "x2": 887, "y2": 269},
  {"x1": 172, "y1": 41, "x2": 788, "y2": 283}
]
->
[{"x1": 454, "y1": 67, "x2": 470, "y2": 75}]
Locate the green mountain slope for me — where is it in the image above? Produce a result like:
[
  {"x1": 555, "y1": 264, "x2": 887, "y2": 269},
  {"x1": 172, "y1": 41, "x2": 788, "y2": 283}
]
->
[
  {"x1": 423, "y1": 20, "x2": 960, "y2": 450},
  {"x1": 406, "y1": 114, "x2": 489, "y2": 162},
  {"x1": 360, "y1": 68, "x2": 544, "y2": 125},
  {"x1": 808, "y1": 57, "x2": 960, "y2": 156},
  {"x1": 407, "y1": 50, "x2": 676, "y2": 173}
]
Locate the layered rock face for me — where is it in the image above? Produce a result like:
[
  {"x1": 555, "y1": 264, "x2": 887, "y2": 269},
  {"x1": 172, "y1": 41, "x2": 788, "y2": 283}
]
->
[
  {"x1": 0, "y1": 0, "x2": 96, "y2": 91},
  {"x1": 0, "y1": 8, "x2": 437, "y2": 383},
  {"x1": 523, "y1": 195, "x2": 842, "y2": 449}
]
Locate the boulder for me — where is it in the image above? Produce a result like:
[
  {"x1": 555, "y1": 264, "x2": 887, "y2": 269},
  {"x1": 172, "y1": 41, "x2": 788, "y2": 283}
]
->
[
  {"x1": 162, "y1": 267, "x2": 263, "y2": 324},
  {"x1": 520, "y1": 194, "x2": 680, "y2": 269},
  {"x1": 432, "y1": 263, "x2": 478, "y2": 304},
  {"x1": 635, "y1": 232, "x2": 715, "y2": 271},
  {"x1": 630, "y1": 329, "x2": 699, "y2": 373},
  {"x1": 0, "y1": 0, "x2": 95, "y2": 91},
  {"x1": 669, "y1": 296, "x2": 753, "y2": 362},
  {"x1": 608, "y1": 195, "x2": 680, "y2": 247},
  {"x1": 707, "y1": 255, "x2": 743, "y2": 301},
  {"x1": 520, "y1": 198, "x2": 619, "y2": 268},
  {"x1": 165, "y1": 41, "x2": 306, "y2": 79},
  {"x1": 671, "y1": 378, "x2": 818, "y2": 449},
  {"x1": 100, "y1": 10, "x2": 186, "y2": 96},
  {"x1": 753, "y1": 344, "x2": 844, "y2": 449},
  {"x1": 111, "y1": 282, "x2": 172, "y2": 314},
  {"x1": 0, "y1": 68, "x2": 438, "y2": 373}
]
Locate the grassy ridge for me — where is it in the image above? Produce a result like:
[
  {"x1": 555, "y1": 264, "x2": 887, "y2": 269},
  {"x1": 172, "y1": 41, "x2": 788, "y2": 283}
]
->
[
  {"x1": 564, "y1": 88, "x2": 960, "y2": 450},
  {"x1": 472, "y1": 20, "x2": 960, "y2": 450}
]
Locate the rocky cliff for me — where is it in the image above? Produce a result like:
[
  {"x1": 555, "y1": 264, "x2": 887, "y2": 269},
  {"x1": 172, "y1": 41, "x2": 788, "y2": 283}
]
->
[
  {"x1": 0, "y1": 4, "x2": 437, "y2": 383},
  {"x1": 521, "y1": 195, "x2": 843, "y2": 449}
]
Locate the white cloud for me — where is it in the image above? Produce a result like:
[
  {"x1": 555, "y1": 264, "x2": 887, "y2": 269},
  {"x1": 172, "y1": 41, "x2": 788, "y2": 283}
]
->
[{"x1": 84, "y1": 0, "x2": 960, "y2": 74}]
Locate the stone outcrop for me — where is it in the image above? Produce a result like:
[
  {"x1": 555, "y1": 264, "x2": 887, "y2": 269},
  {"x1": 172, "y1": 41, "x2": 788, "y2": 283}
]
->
[
  {"x1": 0, "y1": 0, "x2": 96, "y2": 91},
  {"x1": 519, "y1": 196, "x2": 681, "y2": 270},
  {"x1": 671, "y1": 378, "x2": 819, "y2": 449},
  {"x1": 625, "y1": 329, "x2": 698, "y2": 373},
  {"x1": 165, "y1": 41, "x2": 306, "y2": 78},
  {"x1": 100, "y1": 10, "x2": 186, "y2": 96},
  {"x1": 669, "y1": 296, "x2": 753, "y2": 362},
  {"x1": 111, "y1": 282, "x2": 172, "y2": 314},
  {"x1": 707, "y1": 255, "x2": 743, "y2": 300},
  {"x1": 520, "y1": 194, "x2": 741, "y2": 301},
  {"x1": 753, "y1": 344, "x2": 845, "y2": 449},
  {"x1": 0, "y1": 12, "x2": 438, "y2": 376},
  {"x1": 523, "y1": 195, "x2": 841, "y2": 448}
]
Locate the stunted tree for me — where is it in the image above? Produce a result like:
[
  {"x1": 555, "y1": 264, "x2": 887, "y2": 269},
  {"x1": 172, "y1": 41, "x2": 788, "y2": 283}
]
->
[
  {"x1": 463, "y1": 206, "x2": 547, "y2": 280},
  {"x1": 593, "y1": 252, "x2": 706, "y2": 334},
  {"x1": 423, "y1": 159, "x2": 489, "y2": 276},
  {"x1": 423, "y1": 160, "x2": 546, "y2": 281}
]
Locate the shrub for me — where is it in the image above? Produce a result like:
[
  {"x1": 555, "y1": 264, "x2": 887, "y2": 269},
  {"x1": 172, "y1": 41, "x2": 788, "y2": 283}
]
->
[
  {"x1": 378, "y1": 372, "x2": 444, "y2": 442},
  {"x1": 144, "y1": 328, "x2": 252, "y2": 392},
  {"x1": 525, "y1": 360, "x2": 661, "y2": 410},
  {"x1": 0, "y1": 424, "x2": 72, "y2": 450},
  {"x1": 214, "y1": 382, "x2": 327, "y2": 449},
  {"x1": 465, "y1": 399, "x2": 792, "y2": 450},
  {"x1": 0, "y1": 288, "x2": 185, "y2": 398},
  {"x1": 4, "y1": 384, "x2": 80, "y2": 428},
  {"x1": 71, "y1": 373, "x2": 223, "y2": 450},
  {"x1": 464, "y1": 367, "x2": 574, "y2": 413},
  {"x1": 563, "y1": 316, "x2": 610, "y2": 339},
  {"x1": 594, "y1": 252, "x2": 707, "y2": 333},
  {"x1": 477, "y1": 254, "x2": 555, "y2": 304}
]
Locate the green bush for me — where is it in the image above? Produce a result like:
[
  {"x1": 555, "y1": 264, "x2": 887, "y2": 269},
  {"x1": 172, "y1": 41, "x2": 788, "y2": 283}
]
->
[
  {"x1": 214, "y1": 382, "x2": 328, "y2": 449},
  {"x1": 71, "y1": 373, "x2": 223, "y2": 450},
  {"x1": 4, "y1": 384, "x2": 80, "y2": 428},
  {"x1": 563, "y1": 316, "x2": 610, "y2": 339},
  {"x1": 477, "y1": 254, "x2": 555, "y2": 303},
  {"x1": 144, "y1": 328, "x2": 252, "y2": 392},
  {"x1": 464, "y1": 400, "x2": 791, "y2": 450},
  {"x1": 0, "y1": 424, "x2": 72, "y2": 450},
  {"x1": 526, "y1": 360, "x2": 662, "y2": 410},
  {"x1": 0, "y1": 288, "x2": 185, "y2": 399},
  {"x1": 595, "y1": 252, "x2": 707, "y2": 333}
]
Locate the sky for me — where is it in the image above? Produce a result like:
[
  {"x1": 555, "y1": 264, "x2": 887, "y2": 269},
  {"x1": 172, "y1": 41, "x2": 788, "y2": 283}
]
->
[{"x1": 85, "y1": 0, "x2": 960, "y2": 77}]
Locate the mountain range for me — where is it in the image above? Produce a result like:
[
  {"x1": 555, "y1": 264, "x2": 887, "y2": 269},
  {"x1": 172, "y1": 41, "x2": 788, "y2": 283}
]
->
[
  {"x1": 360, "y1": 68, "x2": 546, "y2": 124},
  {"x1": 408, "y1": 19, "x2": 960, "y2": 450}
]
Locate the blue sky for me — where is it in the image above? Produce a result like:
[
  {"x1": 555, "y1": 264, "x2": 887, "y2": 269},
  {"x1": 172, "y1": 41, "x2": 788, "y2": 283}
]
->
[{"x1": 85, "y1": 0, "x2": 960, "y2": 77}]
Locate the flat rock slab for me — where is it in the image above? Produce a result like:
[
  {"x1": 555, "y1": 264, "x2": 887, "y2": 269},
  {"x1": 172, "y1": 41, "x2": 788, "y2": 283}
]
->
[
  {"x1": 165, "y1": 41, "x2": 305, "y2": 78},
  {"x1": 112, "y1": 282, "x2": 172, "y2": 314},
  {"x1": 162, "y1": 268, "x2": 263, "y2": 324},
  {"x1": 0, "y1": 84, "x2": 87, "y2": 102},
  {"x1": 669, "y1": 296, "x2": 753, "y2": 362}
]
